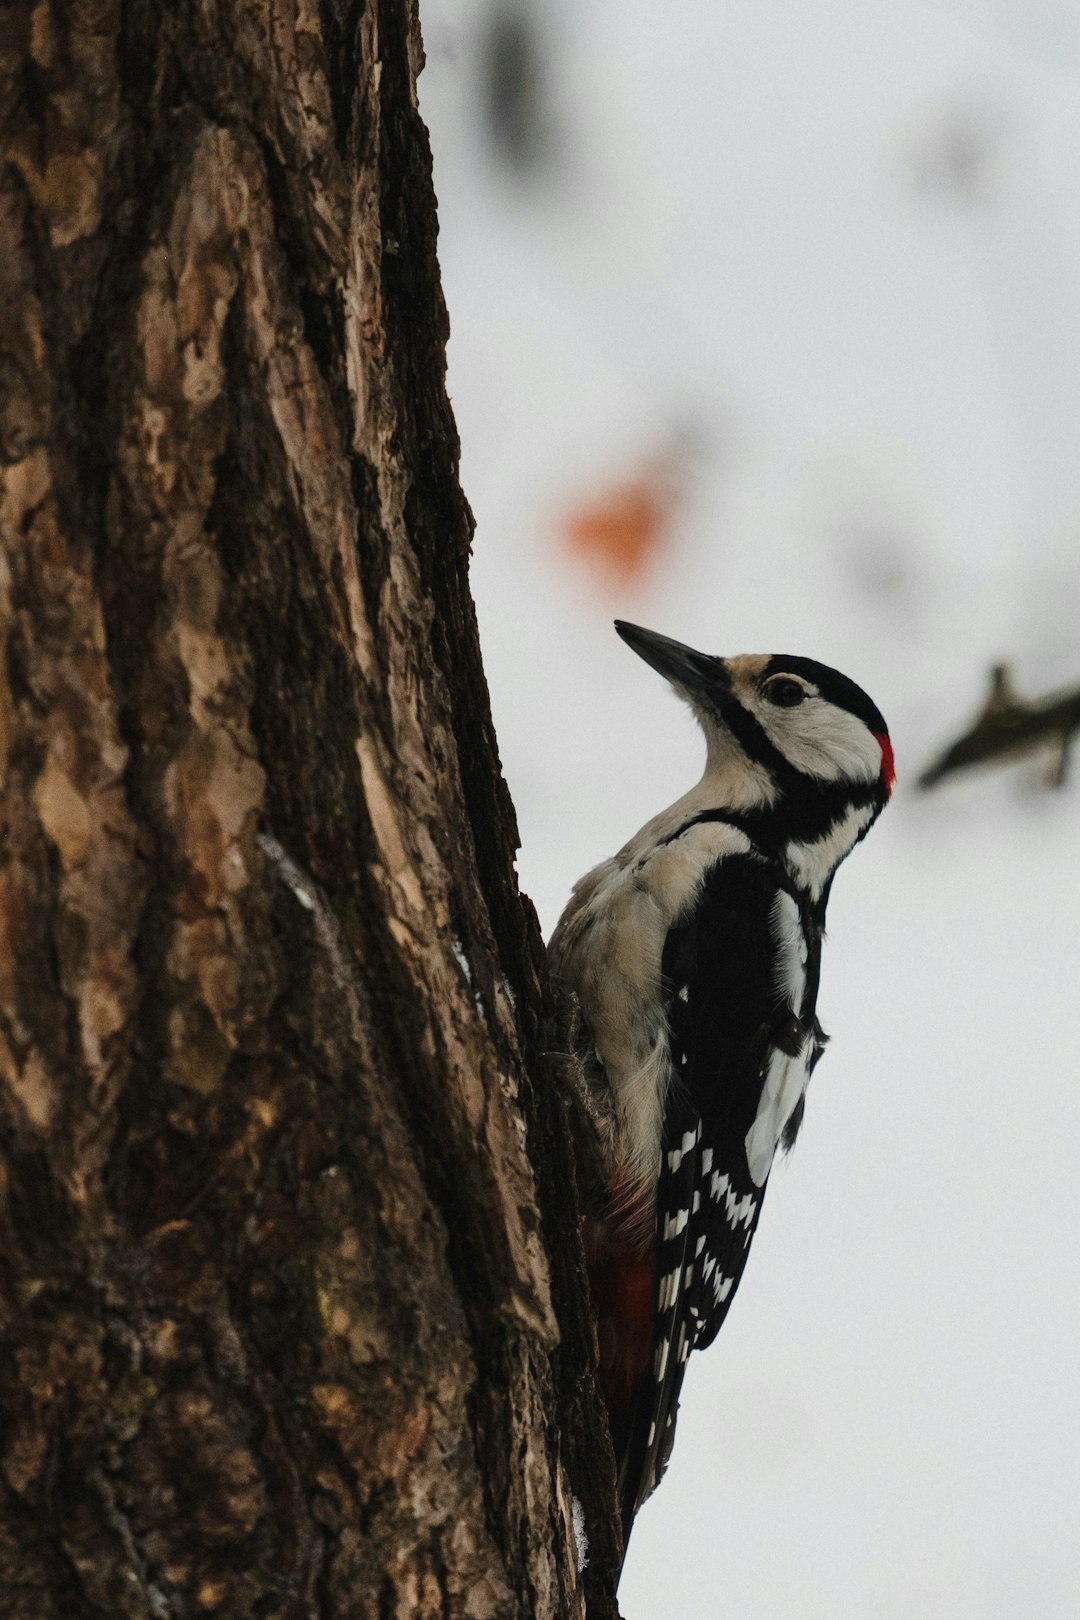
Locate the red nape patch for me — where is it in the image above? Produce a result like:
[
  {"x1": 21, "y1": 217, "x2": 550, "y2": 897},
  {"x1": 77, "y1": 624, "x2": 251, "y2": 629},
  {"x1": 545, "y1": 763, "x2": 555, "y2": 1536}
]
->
[{"x1": 875, "y1": 732, "x2": 896, "y2": 796}]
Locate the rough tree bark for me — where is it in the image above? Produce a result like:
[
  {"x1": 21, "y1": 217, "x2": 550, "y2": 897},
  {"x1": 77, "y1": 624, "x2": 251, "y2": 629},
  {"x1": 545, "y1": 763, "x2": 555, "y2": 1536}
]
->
[{"x1": 0, "y1": 3, "x2": 620, "y2": 1615}]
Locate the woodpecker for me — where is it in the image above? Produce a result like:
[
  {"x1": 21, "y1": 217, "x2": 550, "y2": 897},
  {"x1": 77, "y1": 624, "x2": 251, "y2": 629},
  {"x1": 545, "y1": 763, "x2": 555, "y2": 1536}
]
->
[{"x1": 549, "y1": 622, "x2": 893, "y2": 1566}]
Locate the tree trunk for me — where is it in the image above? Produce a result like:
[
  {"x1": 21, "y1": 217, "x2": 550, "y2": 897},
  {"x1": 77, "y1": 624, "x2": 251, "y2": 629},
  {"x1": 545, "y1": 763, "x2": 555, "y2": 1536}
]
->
[{"x1": 0, "y1": 3, "x2": 620, "y2": 1615}]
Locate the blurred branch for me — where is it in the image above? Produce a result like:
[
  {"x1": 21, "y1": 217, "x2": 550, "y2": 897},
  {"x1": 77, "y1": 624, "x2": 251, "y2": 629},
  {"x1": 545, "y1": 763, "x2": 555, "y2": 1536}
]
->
[
  {"x1": 482, "y1": 1, "x2": 548, "y2": 172},
  {"x1": 919, "y1": 665, "x2": 1080, "y2": 789}
]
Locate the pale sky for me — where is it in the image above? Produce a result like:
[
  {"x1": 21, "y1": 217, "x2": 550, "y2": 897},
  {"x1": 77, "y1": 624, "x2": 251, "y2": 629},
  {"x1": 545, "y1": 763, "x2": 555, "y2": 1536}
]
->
[{"x1": 420, "y1": 5, "x2": 1080, "y2": 1613}]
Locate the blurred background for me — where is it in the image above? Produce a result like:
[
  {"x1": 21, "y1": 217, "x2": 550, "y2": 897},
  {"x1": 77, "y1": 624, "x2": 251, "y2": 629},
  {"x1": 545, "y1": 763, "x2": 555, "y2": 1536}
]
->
[{"x1": 418, "y1": 4, "x2": 1080, "y2": 1615}]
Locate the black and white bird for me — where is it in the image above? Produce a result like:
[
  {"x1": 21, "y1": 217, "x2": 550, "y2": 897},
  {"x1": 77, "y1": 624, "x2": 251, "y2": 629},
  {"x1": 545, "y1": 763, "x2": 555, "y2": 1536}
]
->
[{"x1": 549, "y1": 621, "x2": 893, "y2": 1568}]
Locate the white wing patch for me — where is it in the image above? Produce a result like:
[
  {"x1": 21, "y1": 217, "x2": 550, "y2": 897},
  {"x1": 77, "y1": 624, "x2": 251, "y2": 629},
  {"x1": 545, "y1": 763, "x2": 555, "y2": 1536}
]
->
[
  {"x1": 744, "y1": 1038, "x2": 813, "y2": 1186},
  {"x1": 739, "y1": 886, "x2": 815, "y2": 1186},
  {"x1": 769, "y1": 888, "x2": 807, "y2": 1012}
]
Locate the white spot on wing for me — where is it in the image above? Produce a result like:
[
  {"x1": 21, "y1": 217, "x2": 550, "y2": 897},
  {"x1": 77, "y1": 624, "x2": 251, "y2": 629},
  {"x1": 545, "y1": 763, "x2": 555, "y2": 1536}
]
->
[
  {"x1": 712, "y1": 1272, "x2": 734, "y2": 1305},
  {"x1": 658, "y1": 1268, "x2": 681, "y2": 1311},
  {"x1": 666, "y1": 1127, "x2": 698, "y2": 1173},
  {"x1": 709, "y1": 1170, "x2": 757, "y2": 1227}
]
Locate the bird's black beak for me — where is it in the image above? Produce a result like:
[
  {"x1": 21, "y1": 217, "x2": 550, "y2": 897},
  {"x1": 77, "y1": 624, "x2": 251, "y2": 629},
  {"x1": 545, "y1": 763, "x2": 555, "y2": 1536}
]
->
[{"x1": 614, "y1": 621, "x2": 718, "y2": 696}]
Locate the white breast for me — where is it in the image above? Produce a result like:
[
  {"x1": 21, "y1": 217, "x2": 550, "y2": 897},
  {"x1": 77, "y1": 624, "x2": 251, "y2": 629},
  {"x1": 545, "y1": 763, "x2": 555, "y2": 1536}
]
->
[{"x1": 554, "y1": 816, "x2": 754, "y2": 1180}]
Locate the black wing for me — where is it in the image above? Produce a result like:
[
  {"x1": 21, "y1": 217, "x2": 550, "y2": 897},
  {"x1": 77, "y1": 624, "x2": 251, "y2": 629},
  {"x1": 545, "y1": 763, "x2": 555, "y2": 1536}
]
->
[{"x1": 618, "y1": 851, "x2": 820, "y2": 1542}]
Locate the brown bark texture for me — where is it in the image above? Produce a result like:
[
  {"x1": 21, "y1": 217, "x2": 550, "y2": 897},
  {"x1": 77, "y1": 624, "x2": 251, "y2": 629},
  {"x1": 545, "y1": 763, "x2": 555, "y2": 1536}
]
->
[{"x1": 0, "y1": 2, "x2": 620, "y2": 1615}]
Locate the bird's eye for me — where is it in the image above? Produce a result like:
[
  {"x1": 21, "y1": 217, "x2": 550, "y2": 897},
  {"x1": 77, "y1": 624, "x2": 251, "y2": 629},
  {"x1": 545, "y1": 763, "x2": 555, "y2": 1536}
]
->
[{"x1": 765, "y1": 677, "x2": 806, "y2": 708}]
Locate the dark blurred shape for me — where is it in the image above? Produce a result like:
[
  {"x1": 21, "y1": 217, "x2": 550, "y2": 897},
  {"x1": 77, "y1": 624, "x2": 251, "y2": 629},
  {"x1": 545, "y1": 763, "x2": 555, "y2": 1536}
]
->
[
  {"x1": 481, "y1": 1, "x2": 547, "y2": 172},
  {"x1": 919, "y1": 664, "x2": 1080, "y2": 789},
  {"x1": 909, "y1": 103, "x2": 1004, "y2": 205},
  {"x1": 847, "y1": 535, "x2": 910, "y2": 601},
  {"x1": 839, "y1": 517, "x2": 923, "y2": 622}
]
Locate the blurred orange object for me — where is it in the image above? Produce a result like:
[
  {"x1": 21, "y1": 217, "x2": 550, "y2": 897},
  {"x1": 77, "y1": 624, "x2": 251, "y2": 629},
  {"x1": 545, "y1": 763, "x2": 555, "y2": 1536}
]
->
[{"x1": 562, "y1": 463, "x2": 677, "y2": 586}]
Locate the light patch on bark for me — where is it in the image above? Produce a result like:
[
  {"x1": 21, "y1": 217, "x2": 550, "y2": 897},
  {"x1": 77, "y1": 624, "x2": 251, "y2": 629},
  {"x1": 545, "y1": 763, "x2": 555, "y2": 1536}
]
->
[{"x1": 355, "y1": 734, "x2": 428, "y2": 917}]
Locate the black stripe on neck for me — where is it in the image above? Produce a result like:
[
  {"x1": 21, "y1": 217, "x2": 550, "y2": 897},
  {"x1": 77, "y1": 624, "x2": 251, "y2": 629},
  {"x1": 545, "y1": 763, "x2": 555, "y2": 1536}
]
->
[
  {"x1": 703, "y1": 687, "x2": 886, "y2": 847},
  {"x1": 660, "y1": 789, "x2": 880, "y2": 916}
]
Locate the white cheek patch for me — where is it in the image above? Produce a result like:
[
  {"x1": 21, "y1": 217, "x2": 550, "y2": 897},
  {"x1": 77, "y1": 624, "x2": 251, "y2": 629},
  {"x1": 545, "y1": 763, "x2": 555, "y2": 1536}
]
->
[{"x1": 748, "y1": 694, "x2": 882, "y2": 784}]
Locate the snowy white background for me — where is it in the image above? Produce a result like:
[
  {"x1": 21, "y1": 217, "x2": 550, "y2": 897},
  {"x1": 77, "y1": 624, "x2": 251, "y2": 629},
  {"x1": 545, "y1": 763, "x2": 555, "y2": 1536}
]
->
[{"x1": 419, "y1": 4, "x2": 1080, "y2": 1615}]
